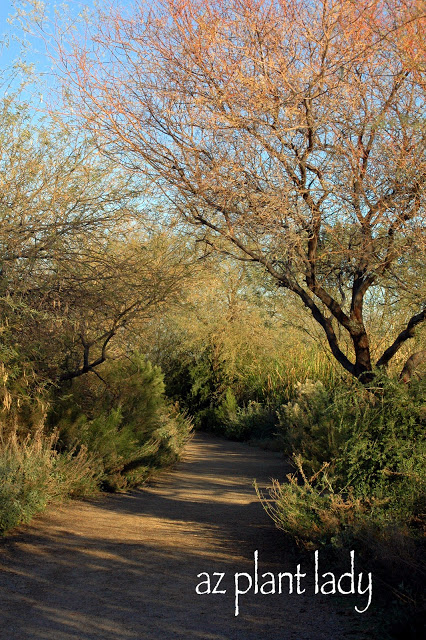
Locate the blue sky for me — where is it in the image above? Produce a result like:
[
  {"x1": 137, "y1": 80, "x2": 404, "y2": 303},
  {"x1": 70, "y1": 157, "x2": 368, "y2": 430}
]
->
[
  {"x1": 0, "y1": 1, "x2": 15, "y2": 26},
  {"x1": 0, "y1": 0, "x2": 98, "y2": 84},
  {"x1": 1, "y1": 0, "x2": 25, "y2": 67}
]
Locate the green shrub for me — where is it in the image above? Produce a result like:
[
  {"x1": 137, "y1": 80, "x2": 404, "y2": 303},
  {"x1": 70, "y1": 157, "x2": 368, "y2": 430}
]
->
[
  {"x1": 256, "y1": 456, "x2": 379, "y2": 549},
  {"x1": 157, "y1": 325, "x2": 338, "y2": 441},
  {"x1": 334, "y1": 377, "x2": 425, "y2": 519},
  {"x1": 263, "y1": 372, "x2": 425, "y2": 570},
  {"x1": 258, "y1": 447, "x2": 425, "y2": 633},
  {"x1": 277, "y1": 380, "x2": 338, "y2": 470},
  {"x1": 276, "y1": 374, "x2": 425, "y2": 520},
  {"x1": 50, "y1": 353, "x2": 192, "y2": 491},
  {"x1": 215, "y1": 389, "x2": 277, "y2": 440},
  {"x1": 0, "y1": 352, "x2": 193, "y2": 535}
]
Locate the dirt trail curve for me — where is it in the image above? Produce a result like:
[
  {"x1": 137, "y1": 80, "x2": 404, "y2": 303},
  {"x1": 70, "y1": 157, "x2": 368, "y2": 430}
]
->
[{"x1": 0, "y1": 433, "x2": 373, "y2": 640}]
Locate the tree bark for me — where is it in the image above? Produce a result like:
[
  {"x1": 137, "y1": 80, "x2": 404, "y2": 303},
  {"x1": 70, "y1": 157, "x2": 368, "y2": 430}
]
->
[{"x1": 399, "y1": 350, "x2": 426, "y2": 384}]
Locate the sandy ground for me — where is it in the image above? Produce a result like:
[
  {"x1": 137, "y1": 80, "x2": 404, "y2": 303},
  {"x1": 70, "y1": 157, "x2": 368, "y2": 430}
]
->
[{"x1": 0, "y1": 433, "x2": 376, "y2": 639}]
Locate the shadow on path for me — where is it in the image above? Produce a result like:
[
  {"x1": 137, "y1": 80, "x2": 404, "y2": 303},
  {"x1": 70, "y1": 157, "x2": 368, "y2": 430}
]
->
[{"x1": 0, "y1": 434, "x2": 373, "y2": 639}]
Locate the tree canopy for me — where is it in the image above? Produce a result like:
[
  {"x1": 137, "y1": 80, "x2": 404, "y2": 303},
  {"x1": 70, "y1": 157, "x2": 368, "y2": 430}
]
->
[
  {"x1": 0, "y1": 94, "x2": 194, "y2": 425},
  {"x1": 52, "y1": 0, "x2": 426, "y2": 380}
]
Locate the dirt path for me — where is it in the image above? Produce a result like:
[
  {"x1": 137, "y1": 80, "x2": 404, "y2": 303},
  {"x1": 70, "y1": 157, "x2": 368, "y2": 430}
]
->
[{"x1": 0, "y1": 434, "x2": 374, "y2": 639}]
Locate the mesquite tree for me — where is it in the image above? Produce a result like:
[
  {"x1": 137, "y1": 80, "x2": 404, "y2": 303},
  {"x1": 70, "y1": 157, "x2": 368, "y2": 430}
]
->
[
  {"x1": 0, "y1": 95, "x2": 192, "y2": 393},
  {"x1": 53, "y1": 0, "x2": 425, "y2": 380}
]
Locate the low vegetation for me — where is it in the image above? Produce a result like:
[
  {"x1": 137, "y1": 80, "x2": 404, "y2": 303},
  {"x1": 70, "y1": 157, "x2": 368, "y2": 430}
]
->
[
  {"x1": 256, "y1": 374, "x2": 425, "y2": 636},
  {"x1": 0, "y1": 354, "x2": 192, "y2": 535}
]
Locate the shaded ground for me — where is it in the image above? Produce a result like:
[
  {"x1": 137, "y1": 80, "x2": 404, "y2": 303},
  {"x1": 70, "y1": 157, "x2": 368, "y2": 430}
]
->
[{"x1": 0, "y1": 433, "x2": 376, "y2": 639}]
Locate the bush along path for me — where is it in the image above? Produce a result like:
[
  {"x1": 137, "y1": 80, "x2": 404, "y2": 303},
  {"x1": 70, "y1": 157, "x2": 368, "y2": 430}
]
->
[{"x1": 0, "y1": 433, "x2": 377, "y2": 640}]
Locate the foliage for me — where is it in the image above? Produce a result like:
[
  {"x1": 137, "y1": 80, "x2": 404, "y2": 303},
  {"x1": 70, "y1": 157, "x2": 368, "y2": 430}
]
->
[
  {"x1": 0, "y1": 333, "x2": 49, "y2": 440},
  {"x1": 259, "y1": 413, "x2": 425, "y2": 636},
  {"x1": 56, "y1": 0, "x2": 426, "y2": 380},
  {"x1": 212, "y1": 390, "x2": 274, "y2": 441},
  {"x1": 277, "y1": 374, "x2": 425, "y2": 506},
  {"x1": 0, "y1": 432, "x2": 100, "y2": 535},
  {"x1": 141, "y1": 259, "x2": 339, "y2": 438},
  {"x1": 335, "y1": 377, "x2": 425, "y2": 513},
  {"x1": 50, "y1": 353, "x2": 193, "y2": 491},
  {"x1": 0, "y1": 91, "x2": 195, "y2": 401},
  {"x1": 257, "y1": 458, "x2": 374, "y2": 548},
  {"x1": 0, "y1": 351, "x2": 192, "y2": 535},
  {"x1": 259, "y1": 373, "x2": 426, "y2": 635},
  {"x1": 0, "y1": 84, "x2": 193, "y2": 534},
  {"x1": 277, "y1": 380, "x2": 337, "y2": 471},
  {"x1": 263, "y1": 373, "x2": 426, "y2": 599}
]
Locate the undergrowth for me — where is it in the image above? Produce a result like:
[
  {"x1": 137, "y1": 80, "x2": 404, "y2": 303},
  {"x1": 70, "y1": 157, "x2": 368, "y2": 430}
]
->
[
  {"x1": 0, "y1": 352, "x2": 192, "y2": 535},
  {"x1": 259, "y1": 373, "x2": 425, "y2": 636},
  {"x1": 0, "y1": 431, "x2": 100, "y2": 534}
]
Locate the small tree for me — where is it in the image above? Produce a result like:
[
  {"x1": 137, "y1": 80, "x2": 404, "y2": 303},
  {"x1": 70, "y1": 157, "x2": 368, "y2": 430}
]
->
[{"x1": 54, "y1": 0, "x2": 425, "y2": 380}]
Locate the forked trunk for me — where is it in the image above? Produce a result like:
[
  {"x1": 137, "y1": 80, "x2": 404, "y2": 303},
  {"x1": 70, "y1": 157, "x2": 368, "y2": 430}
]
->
[{"x1": 352, "y1": 331, "x2": 374, "y2": 381}]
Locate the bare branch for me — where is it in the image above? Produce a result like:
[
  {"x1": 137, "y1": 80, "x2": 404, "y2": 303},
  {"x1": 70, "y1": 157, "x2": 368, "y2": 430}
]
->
[{"x1": 377, "y1": 309, "x2": 426, "y2": 368}]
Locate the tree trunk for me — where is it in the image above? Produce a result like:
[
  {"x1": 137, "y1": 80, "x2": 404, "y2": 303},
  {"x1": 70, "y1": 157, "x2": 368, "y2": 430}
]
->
[{"x1": 353, "y1": 340, "x2": 374, "y2": 380}]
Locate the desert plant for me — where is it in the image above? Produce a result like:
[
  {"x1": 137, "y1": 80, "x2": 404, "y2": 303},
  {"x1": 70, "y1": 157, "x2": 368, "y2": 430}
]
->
[
  {"x1": 0, "y1": 431, "x2": 100, "y2": 535},
  {"x1": 277, "y1": 380, "x2": 338, "y2": 470},
  {"x1": 50, "y1": 352, "x2": 193, "y2": 490}
]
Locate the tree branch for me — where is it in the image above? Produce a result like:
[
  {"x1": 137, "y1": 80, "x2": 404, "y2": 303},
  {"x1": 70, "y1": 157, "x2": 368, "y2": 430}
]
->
[
  {"x1": 399, "y1": 350, "x2": 426, "y2": 383},
  {"x1": 376, "y1": 308, "x2": 426, "y2": 368}
]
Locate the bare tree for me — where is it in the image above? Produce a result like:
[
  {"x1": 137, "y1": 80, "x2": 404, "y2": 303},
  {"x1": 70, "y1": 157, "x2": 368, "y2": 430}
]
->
[{"x1": 54, "y1": 0, "x2": 426, "y2": 380}]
